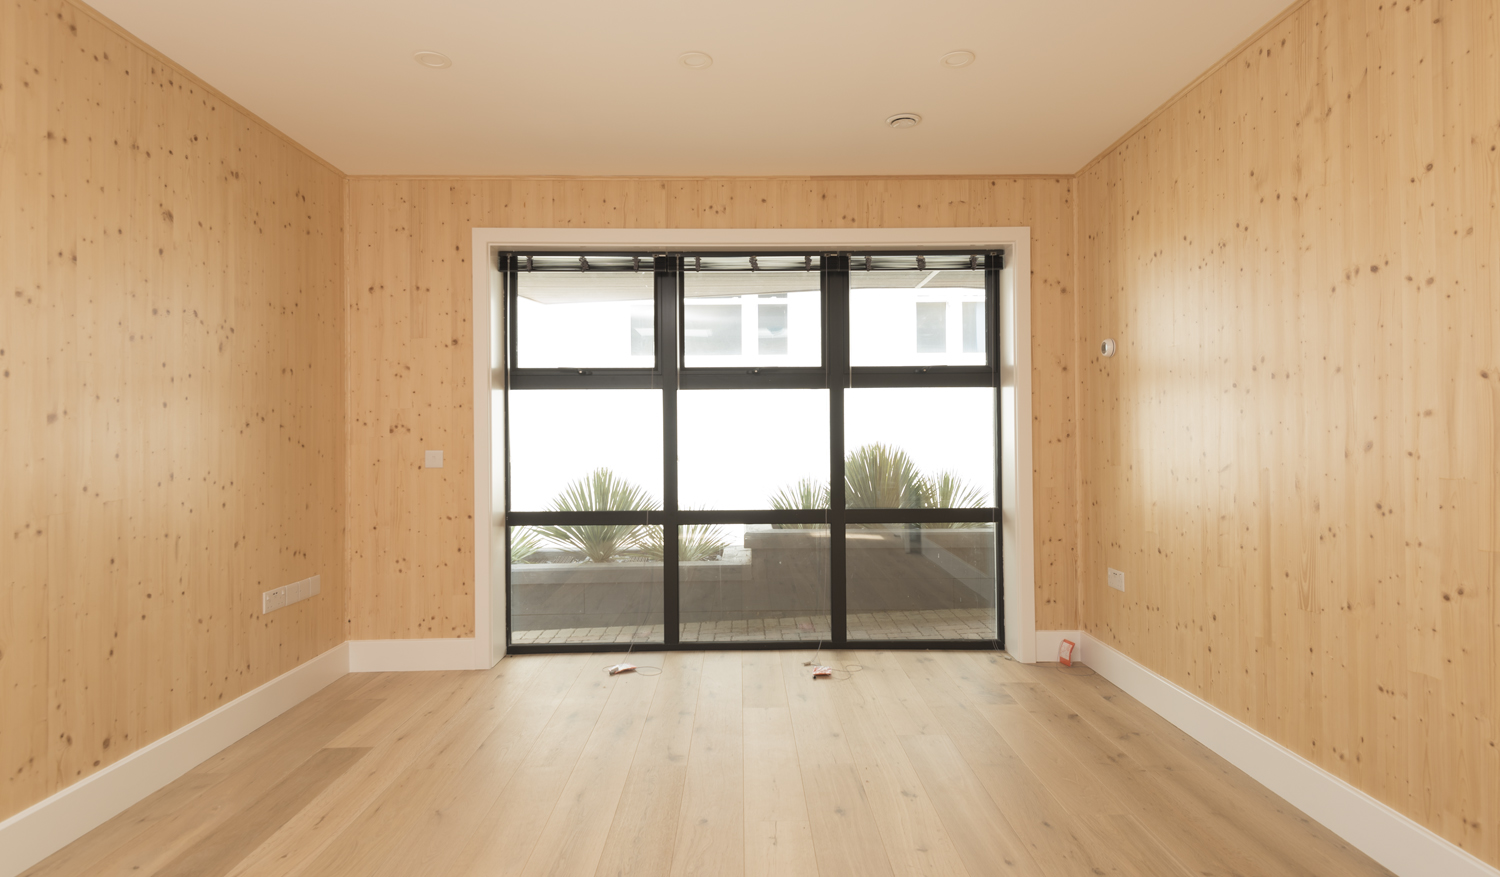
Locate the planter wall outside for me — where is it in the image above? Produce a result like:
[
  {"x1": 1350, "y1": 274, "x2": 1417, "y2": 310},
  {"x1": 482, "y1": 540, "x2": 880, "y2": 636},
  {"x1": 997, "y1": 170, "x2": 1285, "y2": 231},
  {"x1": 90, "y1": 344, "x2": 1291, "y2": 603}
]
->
[{"x1": 509, "y1": 524, "x2": 995, "y2": 633}]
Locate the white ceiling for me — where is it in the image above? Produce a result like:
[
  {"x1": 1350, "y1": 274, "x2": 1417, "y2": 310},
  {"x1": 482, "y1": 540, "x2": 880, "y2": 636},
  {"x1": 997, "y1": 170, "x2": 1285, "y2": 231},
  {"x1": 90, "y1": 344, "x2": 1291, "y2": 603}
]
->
[{"x1": 92, "y1": 0, "x2": 1290, "y2": 176}]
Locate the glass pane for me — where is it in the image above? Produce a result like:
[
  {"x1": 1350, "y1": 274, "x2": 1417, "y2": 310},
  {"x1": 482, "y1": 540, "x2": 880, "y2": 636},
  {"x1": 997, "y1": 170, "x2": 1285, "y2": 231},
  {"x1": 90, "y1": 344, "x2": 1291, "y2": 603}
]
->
[
  {"x1": 844, "y1": 387, "x2": 993, "y2": 508},
  {"x1": 509, "y1": 390, "x2": 662, "y2": 512},
  {"x1": 962, "y1": 301, "x2": 983, "y2": 353},
  {"x1": 846, "y1": 523, "x2": 996, "y2": 640},
  {"x1": 850, "y1": 268, "x2": 985, "y2": 366},
  {"x1": 684, "y1": 304, "x2": 742, "y2": 356},
  {"x1": 516, "y1": 269, "x2": 655, "y2": 369},
  {"x1": 916, "y1": 302, "x2": 947, "y2": 352},
  {"x1": 678, "y1": 390, "x2": 830, "y2": 510},
  {"x1": 683, "y1": 270, "x2": 821, "y2": 368},
  {"x1": 758, "y1": 303, "x2": 788, "y2": 355},
  {"x1": 680, "y1": 524, "x2": 830, "y2": 642},
  {"x1": 510, "y1": 525, "x2": 663, "y2": 645}
]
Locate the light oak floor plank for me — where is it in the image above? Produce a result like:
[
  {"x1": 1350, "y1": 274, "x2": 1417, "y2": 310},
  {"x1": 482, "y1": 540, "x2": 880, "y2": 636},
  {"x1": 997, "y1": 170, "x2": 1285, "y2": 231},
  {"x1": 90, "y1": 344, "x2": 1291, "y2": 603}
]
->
[
  {"x1": 592, "y1": 652, "x2": 704, "y2": 877},
  {"x1": 27, "y1": 652, "x2": 1394, "y2": 877}
]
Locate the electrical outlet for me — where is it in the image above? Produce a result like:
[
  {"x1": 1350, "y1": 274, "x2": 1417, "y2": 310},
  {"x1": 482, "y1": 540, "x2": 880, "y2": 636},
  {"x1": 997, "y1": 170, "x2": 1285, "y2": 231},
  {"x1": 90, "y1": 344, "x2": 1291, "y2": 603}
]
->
[
  {"x1": 424, "y1": 450, "x2": 444, "y2": 468},
  {"x1": 263, "y1": 586, "x2": 287, "y2": 614},
  {"x1": 1108, "y1": 568, "x2": 1125, "y2": 592}
]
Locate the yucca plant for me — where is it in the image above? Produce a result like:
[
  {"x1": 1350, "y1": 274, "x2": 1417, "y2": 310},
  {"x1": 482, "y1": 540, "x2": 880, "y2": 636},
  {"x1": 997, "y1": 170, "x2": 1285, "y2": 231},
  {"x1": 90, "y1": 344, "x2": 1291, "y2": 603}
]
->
[
  {"x1": 920, "y1": 470, "x2": 989, "y2": 529},
  {"x1": 510, "y1": 527, "x2": 543, "y2": 563},
  {"x1": 535, "y1": 468, "x2": 659, "y2": 563},
  {"x1": 844, "y1": 443, "x2": 928, "y2": 510},
  {"x1": 769, "y1": 477, "x2": 829, "y2": 529},
  {"x1": 639, "y1": 520, "x2": 733, "y2": 562}
]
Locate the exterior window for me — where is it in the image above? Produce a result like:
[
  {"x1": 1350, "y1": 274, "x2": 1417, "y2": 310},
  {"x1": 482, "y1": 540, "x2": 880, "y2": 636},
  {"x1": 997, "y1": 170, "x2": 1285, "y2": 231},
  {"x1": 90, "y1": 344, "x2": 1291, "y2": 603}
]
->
[
  {"x1": 502, "y1": 252, "x2": 999, "y2": 649},
  {"x1": 514, "y1": 259, "x2": 654, "y2": 369},
  {"x1": 683, "y1": 257, "x2": 821, "y2": 368},
  {"x1": 850, "y1": 259, "x2": 986, "y2": 367}
]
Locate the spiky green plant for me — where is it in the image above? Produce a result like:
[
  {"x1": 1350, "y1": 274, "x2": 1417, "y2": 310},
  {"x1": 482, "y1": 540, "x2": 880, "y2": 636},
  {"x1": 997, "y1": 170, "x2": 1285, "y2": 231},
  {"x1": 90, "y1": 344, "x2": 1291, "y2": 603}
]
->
[
  {"x1": 536, "y1": 468, "x2": 659, "y2": 563},
  {"x1": 920, "y1": 470, "x2": 989, "y2": 529},
  {"x1": 510, "y1": 527, "x2": 543, "y2": 563},
  {"x1": 769, "y1": 477, "x2": 829, "y2": 529},
  {"x1": 640, "y1": 520, "x2": 733, "y2": 562},
  {"x1": 844, "y1": 443, "x2": 928, "y2": 509}
]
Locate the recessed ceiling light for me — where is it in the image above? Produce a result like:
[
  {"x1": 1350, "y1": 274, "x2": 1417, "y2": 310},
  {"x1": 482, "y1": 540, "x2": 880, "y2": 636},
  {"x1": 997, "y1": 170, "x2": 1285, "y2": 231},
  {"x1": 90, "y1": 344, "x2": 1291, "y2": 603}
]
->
[
  {"x1": 940, "y1": 50, "x2": 976, "y2": 68},
  {"x1": 413, "y1": 51, "x2": 452, "y2": 69},
  {"x1": 886, "y1": 113, "x2": 922, "y2": 129},
  {"x1": 679, "y1": 51, "x2": 713, "y2": 69}
]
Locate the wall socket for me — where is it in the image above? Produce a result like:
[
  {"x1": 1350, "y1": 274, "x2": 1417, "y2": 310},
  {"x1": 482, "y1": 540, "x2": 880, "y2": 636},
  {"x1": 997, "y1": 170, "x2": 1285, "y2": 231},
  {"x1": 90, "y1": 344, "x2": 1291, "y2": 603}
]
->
[
  {"x1": 424, "y1": 450, "x2": 444, "y2": 468},
  {"x1": 262, "y1": 574, "x2": 321, "y2": 616},
  {"x1": 1108, "y1": 568, "x2": 1125, "y2": 592}
]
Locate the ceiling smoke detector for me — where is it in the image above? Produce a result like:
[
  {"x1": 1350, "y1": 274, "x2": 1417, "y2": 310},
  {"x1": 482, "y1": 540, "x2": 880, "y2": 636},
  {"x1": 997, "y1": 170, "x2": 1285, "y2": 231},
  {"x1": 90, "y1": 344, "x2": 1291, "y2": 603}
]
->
[
  {"x1": 941, "y1": 50, "x2": 976, "y2": 68},
  {"x1": 413, "y1": 51, "x2": 452, "y2": 69},
  {"x1": 679, "y1": 51, "x2": 714, "y2": 69},
  {"x1": 886, "y1": 113, "x2": 922, "y2": 129}
]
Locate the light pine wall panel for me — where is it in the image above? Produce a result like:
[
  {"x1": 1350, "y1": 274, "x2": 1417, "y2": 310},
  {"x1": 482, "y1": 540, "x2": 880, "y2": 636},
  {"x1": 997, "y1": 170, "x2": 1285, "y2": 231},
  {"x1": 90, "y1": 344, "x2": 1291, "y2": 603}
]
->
[
  {"x1": 0, "y1": 0, "x2": 346, "y2": 819},
  {"x1": 344, "y1": 176, "x2": 1079, "y2": 639},
  {"x1": 1076, "y1": 0, "x2": 1499, "y2": 865}
]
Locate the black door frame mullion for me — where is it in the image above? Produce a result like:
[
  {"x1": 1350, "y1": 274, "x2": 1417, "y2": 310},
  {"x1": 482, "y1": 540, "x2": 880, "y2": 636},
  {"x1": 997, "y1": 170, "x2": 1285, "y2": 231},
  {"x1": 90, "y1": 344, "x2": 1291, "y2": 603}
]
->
[
  {"x1": 826, "y1": 255, "x2": 850, "y2": 645},
  {"x1": 659, "y1": 256, "x2": 681, "y2": 645},
  {"x1": 989, "y1": 251, "x2": 1005, "y2": 649},
  {"x1": 502, "y1": 257, "x2": 516, "y2": 650}
]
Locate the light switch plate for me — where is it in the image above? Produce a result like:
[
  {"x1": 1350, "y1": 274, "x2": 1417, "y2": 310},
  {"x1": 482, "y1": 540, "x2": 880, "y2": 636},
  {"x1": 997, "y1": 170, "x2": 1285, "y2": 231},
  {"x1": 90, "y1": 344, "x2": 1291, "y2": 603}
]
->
[
  {"x1": 309, "y1": 574, "x2": 321, "y2": 597},
  {"x1": 1108, "y1": 568, "x2": 1125, "y2": 592},
  {"x1": 288, "y1": 579, "x2": 308, "y2": 603},
  {"x1": 424, "y1": 450, "x2": 444, "y2": 468}
]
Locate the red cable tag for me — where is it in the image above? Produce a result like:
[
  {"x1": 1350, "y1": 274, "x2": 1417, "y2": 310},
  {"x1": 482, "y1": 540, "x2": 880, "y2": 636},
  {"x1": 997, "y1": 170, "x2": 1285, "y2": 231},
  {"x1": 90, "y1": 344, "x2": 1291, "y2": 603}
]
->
[
  {"x1": 1058, "y1": 640, "x2": 1076, "y2": 667},
  {"x1": 607, "y1": 663, "x2": 637, "y2": 676},
  {"x1": 812, "y1": 666, "x2": 833, "y2": 678}
]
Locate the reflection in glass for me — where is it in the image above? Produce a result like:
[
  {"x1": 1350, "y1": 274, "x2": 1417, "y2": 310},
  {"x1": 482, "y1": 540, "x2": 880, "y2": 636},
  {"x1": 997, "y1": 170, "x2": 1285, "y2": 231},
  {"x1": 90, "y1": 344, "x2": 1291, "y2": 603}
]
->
[
  {"x1": 509, "y1": 390, "x2": 662, "y2": 511},
  {"x1": 684, "y1": 270, "x2": 820, "y2": 368},
  {"x1": 850, "y1": 268, "x2": 985, "y2": 366},
  {"x1": 685, "y1": 304, "x2": 742, "y2": 356},
  {"x1": 846, "y1": 523, "x2": 996, "y2": 640},
  {"x1": 916, "y1": 302, "x2": 947, "y2": 353},
  {"x1": 758, "y1": 303, "x2": 789, "y2": 355},
  {"x1": 679, "y1": 524, "x2": 830, "y2": 642},
  {"x1": 510, "y1": 526, "x2": 664, "y2": 644},
  {"x1": 679, "y1": 390, "x2": 829, "y2": 510},
  {"x1": 844, "y1": 388, "x2": 994, "y2": 508},
  {"x1": 962, "y1": 301, "x2": 983, "y2": 353},
  {"x1": 515, "y1": 270, "x2": 655, "y2": 369}
]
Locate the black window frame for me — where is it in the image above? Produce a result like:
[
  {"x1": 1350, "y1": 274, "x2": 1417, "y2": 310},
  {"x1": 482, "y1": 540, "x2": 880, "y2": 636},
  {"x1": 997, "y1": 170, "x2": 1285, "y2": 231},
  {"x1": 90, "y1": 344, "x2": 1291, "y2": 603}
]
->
[{"x1": 501, "y1": 250, "x2": 1005, "y2": 654}]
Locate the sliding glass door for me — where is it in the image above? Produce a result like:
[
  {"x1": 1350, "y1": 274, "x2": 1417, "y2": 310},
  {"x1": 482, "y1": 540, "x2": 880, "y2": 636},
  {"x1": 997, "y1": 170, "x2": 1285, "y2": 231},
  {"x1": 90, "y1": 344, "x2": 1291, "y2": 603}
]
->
[{"x1": 501, "y1": 252, "x2": 1002, "y2": 651}]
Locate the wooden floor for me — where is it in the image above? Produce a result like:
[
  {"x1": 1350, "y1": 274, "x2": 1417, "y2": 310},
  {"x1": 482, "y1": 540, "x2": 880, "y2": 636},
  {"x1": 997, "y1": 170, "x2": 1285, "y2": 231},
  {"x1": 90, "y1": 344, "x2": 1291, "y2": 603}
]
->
[{"x1": 25, "y1": 650, "x2": 1392, "y2": 877}]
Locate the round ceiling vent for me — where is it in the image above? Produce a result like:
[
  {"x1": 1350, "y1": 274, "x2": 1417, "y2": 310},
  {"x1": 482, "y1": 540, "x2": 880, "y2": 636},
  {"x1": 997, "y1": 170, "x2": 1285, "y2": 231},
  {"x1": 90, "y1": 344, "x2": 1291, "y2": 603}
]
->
[
  {"x1": 679, "y1": 51, "x2": 714, "y2": 69},
  {"x1": 413, "y1": 51, "x2": 452, "y2": 69},
  {"x1": 940, "y1": 50, "x2": 976, "y2": 68},
  {"x1": 886, "y1": 113, "x2": 922, "y2": 129}
]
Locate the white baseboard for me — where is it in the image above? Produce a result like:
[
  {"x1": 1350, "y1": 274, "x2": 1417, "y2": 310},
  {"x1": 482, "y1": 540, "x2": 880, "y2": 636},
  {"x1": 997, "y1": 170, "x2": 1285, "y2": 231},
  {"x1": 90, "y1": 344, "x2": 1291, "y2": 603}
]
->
[
  {"x1": 1081, "y1": 633, "x2": 1500, "y2": 877},
  {"x1": 0, "y1": 642, "x2": 351, "y2": 877},
  {"x1": 347, "y1": 637, "x2": 478, "y2": 672},
  {"x1": 1033, "y1": 629, "x2": 1083, "y2": 664}
]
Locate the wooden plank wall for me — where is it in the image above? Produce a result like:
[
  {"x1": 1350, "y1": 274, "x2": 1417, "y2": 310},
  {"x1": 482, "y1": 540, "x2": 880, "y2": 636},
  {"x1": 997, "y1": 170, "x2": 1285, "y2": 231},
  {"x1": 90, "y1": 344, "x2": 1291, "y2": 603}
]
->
[
  {"x1": 1076, "y1": 0, "x2": 1499, "y2": 865},
  {"x1": 342, "y1": 177, "x2": 1080, "y2": 639},
  {"x1": 0, "y1": 0, "x2": 347, "y2": 821}
]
